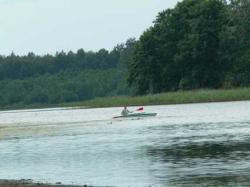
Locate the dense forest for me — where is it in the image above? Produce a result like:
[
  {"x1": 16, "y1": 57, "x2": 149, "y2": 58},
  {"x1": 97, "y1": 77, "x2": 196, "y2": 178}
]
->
[
  {"x1": 0, "y1": 0, "x2": 249, "y2": 108},
  {"x1": 0, "y1": 39, "x2": 136, "y2": 108},
  {"x1": 129, "y1": 0, "x2": 250, "y2": 94}
]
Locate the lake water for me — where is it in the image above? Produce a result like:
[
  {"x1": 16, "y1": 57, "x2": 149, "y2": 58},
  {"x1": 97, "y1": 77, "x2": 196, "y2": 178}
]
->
[{"x1": 0, "y1": 101, "x2": 250, "y2": 186}]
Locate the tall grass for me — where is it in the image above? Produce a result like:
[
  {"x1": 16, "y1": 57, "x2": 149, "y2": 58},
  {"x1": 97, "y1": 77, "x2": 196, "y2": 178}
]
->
[{"x1": 66, "y1": 87, "x2": 250, "y2": 108}]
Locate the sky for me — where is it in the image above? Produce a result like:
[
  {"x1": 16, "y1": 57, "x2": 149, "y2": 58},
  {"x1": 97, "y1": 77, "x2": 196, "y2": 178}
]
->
[{"x1": 0, "y1": 0, "x2": 180, "y2": 55}]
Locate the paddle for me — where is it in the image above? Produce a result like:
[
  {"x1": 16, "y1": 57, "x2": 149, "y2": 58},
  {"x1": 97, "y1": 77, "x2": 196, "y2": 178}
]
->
[
  {"x1": 136, "y1": 106, "x2": 144, "y2": 111},
  {"x1": 130, "y1": 106, "x2": 144, "y2": 113}
]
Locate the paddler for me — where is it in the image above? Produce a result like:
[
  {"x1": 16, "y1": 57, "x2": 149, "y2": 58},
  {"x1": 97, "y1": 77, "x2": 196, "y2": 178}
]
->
[{"x1": 121, "y1": 106, "x2": 131, "y2": 116}]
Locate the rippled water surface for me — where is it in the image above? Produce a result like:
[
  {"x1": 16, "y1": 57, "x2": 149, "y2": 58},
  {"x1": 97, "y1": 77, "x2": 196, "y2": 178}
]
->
[{"x1": 1, "y1": 101, "x2": 250, "y2": 186}]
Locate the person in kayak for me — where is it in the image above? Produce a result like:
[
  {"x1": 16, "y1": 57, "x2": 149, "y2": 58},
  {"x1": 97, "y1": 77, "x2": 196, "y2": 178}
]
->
[{"x1": 121, "y1": 106, "x2": 131, "y2": 116}]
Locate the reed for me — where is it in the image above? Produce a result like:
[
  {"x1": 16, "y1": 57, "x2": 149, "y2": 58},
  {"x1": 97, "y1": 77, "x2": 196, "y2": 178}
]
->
[{"x1": 68, "y1": 87, "x2": 250, "y2": 108}]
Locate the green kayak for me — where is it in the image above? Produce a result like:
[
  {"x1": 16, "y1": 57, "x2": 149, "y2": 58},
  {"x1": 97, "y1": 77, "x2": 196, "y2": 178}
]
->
[{"x1": 113, "y1": 112, "x2": 157, "y2": 119}]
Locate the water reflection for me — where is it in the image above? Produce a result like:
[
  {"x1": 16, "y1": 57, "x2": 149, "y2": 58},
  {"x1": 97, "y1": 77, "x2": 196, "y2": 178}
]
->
[
  {"x1": 147, "y1": 140, "x2": 250, "y2": 160},
  {"x1": 172, "y1": 175, "x2": 250, "y2": 186},
  {"x1": 147, "y1": 136, "x2": 250, "y2": 186}
]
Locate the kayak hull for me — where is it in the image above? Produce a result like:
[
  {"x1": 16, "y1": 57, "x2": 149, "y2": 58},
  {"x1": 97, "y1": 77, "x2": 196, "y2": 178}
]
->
[{"x1": 113, "y1": 112, "x2": 157, "y2": 119}]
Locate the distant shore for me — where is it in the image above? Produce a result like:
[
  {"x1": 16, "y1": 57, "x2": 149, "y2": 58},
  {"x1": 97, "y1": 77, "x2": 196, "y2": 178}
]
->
[
  {"x1": 1, "y1": 88, "x2": 250, "y2": 111},
  {"x1": 0, "y1": 179, "x2": 97, "y2": 187},
  {"x1": 64, "y1": 87, "x2": 250, "y2": 108}
]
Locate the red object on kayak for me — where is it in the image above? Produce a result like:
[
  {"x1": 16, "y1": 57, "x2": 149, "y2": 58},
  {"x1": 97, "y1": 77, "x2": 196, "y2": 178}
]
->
[{"x1": 137, "y1": 107, "x2": 144, "y2": 111}]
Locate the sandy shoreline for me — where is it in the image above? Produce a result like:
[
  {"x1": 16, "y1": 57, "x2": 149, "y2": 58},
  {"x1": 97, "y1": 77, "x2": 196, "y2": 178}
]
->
[{"x1": 0, "y1": 179, "x2": 107, "y2": 187}]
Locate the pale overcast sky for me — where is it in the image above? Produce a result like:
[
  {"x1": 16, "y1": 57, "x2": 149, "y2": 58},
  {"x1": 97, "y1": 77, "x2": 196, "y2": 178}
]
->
[{"x1": 0, "y1": 0, "x2": 179, "y2": 55}]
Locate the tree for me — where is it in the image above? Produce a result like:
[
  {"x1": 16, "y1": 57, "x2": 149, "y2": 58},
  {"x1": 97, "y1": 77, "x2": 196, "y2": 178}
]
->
[
  {"x1": 222, "y1": 0, "x2": 250, "y2": 86},
  {"x1": 128, "y1": 0, "x2": 228, "y2": 94}
]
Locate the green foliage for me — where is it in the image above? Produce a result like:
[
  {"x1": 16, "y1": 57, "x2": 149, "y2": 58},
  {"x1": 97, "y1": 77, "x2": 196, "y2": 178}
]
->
[
  {"x1": 222, "y1": 0, "x2": 250, "y2": 86},
  {"x1": 72, "y1": 88, "x2": 250, "y2": 108},
  {"x1": 0, "y1": 39, "x2": 137, "y2": 108},
  {"x1": 0, "y1": 0, "x2": 250, "y2": 108},
  {"x1": 128, "y1": 0, "x2": 250, "y2": 95}
]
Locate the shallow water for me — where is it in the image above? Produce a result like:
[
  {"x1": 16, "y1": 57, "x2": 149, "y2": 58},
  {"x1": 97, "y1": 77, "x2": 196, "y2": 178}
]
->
[{"x1": 0, "y1": 101, "x2": 250, "y2": 186}]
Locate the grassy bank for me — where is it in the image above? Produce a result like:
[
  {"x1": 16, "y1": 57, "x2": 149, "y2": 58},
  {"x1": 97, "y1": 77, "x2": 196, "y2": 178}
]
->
[
  {"x1": 1, "y1": 88, "x2": 250, "y2": 111},
  {"x1": 63, "y1": 87, "x2": 250, "y2": 108}
]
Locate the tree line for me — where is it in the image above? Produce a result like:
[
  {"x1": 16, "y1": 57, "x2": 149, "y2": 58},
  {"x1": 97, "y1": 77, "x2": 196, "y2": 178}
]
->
[
  {"x1": 128, "y1": 0, "x2": 250, "y2": 94},
  {"x1": 0, "y1": 0, "x2": 249, "y2": 108},
  {"x1": 0, "y1": 39, "x2": 136, "y2": 108}
]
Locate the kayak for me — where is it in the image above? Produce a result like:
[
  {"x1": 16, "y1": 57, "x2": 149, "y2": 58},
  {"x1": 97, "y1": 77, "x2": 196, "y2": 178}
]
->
[{"x1": 113, "y1": 112, "x2": 157, "y2": 119}]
